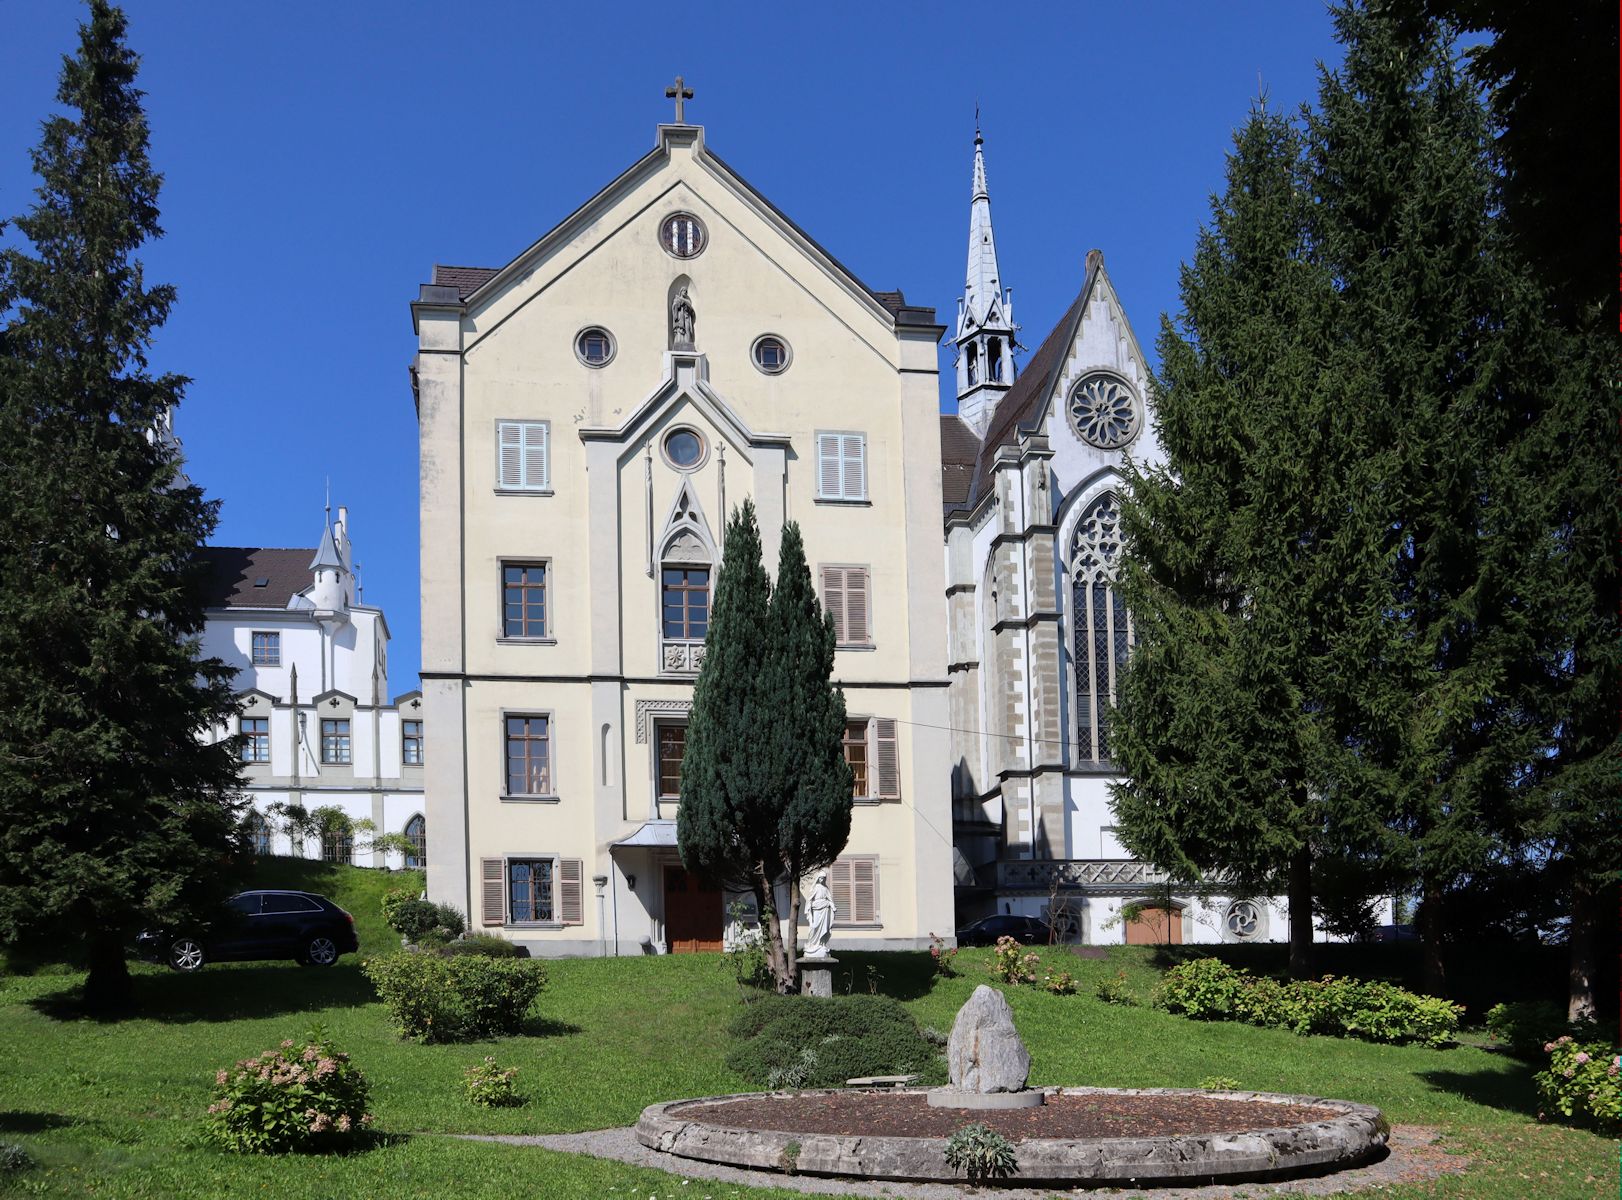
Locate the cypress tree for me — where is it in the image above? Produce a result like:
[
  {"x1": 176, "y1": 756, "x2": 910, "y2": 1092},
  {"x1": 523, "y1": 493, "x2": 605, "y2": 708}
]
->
[
  {"x1": 760, "y1": 521, "x2": 852, "y2": 990},
  {"x1": 0, "y1": 2, "x2": 245, "y2": 1011},
  {"x1": 1108, "y1": 102, "x2": 1394, "y2": 979},
  {"x1": 677, "y1": 501, "x2": 785, "y2": 974}
]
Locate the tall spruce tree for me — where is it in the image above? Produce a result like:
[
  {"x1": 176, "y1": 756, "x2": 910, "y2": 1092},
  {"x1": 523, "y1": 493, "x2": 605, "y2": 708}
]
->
[
  {"x1": 759, "y1": 521, "x2": 852, "y2": 990},
  {"x1": 1108, "y1": 103, "x2": 1395, "y2": 979},
  {"x1": 0, "y1": 2, "x2": 245, "y2": 1010},
  {"x1": 1307, "y1": 2, "x2": 1564, "y2": 995}
]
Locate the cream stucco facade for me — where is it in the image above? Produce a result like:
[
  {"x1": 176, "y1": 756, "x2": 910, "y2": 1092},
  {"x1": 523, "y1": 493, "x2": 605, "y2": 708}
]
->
[{"x1": 415, "y1": 124, "x2": 955, "y2": 955}]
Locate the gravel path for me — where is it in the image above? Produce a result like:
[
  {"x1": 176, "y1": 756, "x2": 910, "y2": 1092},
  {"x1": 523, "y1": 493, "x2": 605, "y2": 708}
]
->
[{"x1": 455, "y1": 1123, "x2": 1470, "y2": 1198}]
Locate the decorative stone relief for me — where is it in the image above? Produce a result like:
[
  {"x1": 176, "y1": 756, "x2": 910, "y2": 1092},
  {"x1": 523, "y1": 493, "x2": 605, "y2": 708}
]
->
[
  {"x1": 634, "y1": 698, "x2": 694, "y2": 743},
  {"x1": 1068, "y1": 374, "x2": 1140, "y2": 450}
]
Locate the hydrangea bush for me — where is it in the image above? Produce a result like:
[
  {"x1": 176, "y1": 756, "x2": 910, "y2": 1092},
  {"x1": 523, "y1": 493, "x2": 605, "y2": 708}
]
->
[
  {"x1": 203, "y1": 1030, "x2": 373, "y2": 1154},
  {"x1": 463, "y1": 1057, "x2": 525, "y2": 1107},
  {"x1": 1535, "y1": 1037, "x2": 1621, "y2": 1133},
  {"x1": 990, "y1": 936, "x2": 1039, "y2": 986}
]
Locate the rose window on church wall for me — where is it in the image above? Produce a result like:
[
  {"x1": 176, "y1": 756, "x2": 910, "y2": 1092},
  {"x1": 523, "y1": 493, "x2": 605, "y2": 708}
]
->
[
  {"x1": 1225, "y1": 899, "x2": 1264, "y2": 940},
  {"x1": 1068, "y1": 373, "x2": 1140, "y2": 450}
]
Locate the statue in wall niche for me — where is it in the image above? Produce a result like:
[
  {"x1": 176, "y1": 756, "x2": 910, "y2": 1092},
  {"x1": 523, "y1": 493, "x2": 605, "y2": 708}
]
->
[
  {"x1": 804, "y1": 870, "x2": 835, "y2": 958},
  {"x1": 671, "y1": 285, "x2": 696, "y2": 349}
]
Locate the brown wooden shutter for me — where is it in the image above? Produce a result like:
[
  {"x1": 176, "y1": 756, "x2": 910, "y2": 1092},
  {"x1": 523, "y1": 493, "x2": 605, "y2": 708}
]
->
[
  {"x1": 829, "y1": 860, "x2": 853, "y2": 925},
  {"x1": 846, "y1": 568, "x2": 869, "y2": 644},
  {"x1": 822, "y1": 567, "x2": 846, "y2": 642},
  {"x1": 851, "y1": 857, "x2": 879, "y2": 924},
  {"x1": 873, "y1": 718, "x2": 900, "y2": 798},
  {"x1": 481, "y1": 858, "x2": 505, "y2": 926},
  {"x1": 559, "y1": 858, "x2": 584, "y2": 925}
]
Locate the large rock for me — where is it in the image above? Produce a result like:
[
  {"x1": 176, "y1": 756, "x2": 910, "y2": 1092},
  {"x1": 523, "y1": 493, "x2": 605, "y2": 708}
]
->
[{"x1": 947, "y1": 984, "x2": 1031, "y2": 1093}]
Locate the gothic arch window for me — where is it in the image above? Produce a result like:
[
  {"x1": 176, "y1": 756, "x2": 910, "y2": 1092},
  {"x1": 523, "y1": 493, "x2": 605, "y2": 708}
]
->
[
  {"x1": 403, "y1": 814, "x2": 426, "y2": 869},
  {"x1": 657, "y1": 482, "x2": 716, "y2": 674},
  {"x1": 987, "y1": 338, "x2": 1003, "y2": 382},
  {"x1": 966, "y1": 342, "x2": 979, "y2": 386},
  {"x1": 1071, "y1": 491, "x2": 1131, "y2": 765},
  {"x1": 246, "y1": 811, "x2": 273, "y2": 856}
]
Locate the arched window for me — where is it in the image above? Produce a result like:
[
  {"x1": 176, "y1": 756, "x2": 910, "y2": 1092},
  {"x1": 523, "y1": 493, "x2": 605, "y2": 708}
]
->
[
  {"x1": 321, "y1": 825, "x2": 353, "y2": 864},
  {"x1": 987, "y1": 338, "x2": 1003, "y2": 382},
  {"x1": 1071, "y1": 492, "x2": 1131, "y2": 764},
  {"x1": 403, "y1": 814, "x2": 426, "y2": 869},
  {"x1": 966, "y1": 342, "x2": 979, "y2": 385},
  {"x1": 246, "y1": 811, "x2": 273, "y2": 855}
]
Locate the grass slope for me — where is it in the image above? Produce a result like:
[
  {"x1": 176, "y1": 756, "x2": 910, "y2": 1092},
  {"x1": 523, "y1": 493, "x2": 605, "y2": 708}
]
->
[{"x1": 0, "y1": 863, "x2": 1611, "y2": 1198}]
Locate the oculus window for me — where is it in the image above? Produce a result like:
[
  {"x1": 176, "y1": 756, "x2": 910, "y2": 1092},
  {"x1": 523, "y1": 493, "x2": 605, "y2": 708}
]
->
[
  {"x1": 659, "y1": 212, "x2": 706, "y2": 258},
  {"x1": 1068, "y1": 373, "x2": 1140, "y2": 449},
  {"x1": 752, "y1": 334, "x2": 790, "y2": 374},
  {"x1": 662, "y1": 428, "x2": 706, "y2": 471},
  {"x1": 575, "y1": 327, "x2": 615, "y2": 367}
]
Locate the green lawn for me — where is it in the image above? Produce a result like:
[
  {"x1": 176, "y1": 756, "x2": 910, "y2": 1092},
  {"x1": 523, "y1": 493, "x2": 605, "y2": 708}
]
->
[{"x1": 0, "y1": 863, "x2": 1612, "y2": 1198}]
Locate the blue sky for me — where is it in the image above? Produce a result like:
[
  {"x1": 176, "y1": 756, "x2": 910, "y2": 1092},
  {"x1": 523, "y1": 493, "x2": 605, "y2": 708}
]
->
[{"x1": 1, "y1": 2, "x2": 1346, "y2": 692}]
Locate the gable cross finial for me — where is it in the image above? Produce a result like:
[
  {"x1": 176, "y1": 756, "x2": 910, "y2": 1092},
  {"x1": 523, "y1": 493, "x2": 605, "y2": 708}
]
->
[{"x1": 665, "y1": 74, "x2": 694, "y2": 124}]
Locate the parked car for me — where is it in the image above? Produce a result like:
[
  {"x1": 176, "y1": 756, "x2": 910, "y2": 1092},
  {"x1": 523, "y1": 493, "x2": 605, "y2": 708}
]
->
[
  {"x1": 136, "y1": 890, "x2": 358, "y2": 971},
  {"x1": 955, "y1": 913, "x2": 1055, "y2": 947}
]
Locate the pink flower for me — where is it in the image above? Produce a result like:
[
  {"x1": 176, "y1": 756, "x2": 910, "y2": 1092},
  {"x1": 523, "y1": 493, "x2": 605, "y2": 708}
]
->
[
  {"x1": 280, "y1": 1039, "x2": 295, "y2": 1050},
  {"x1": 315, "y1": 1057, "x2": 337, "y2": 1079},
  {"x1": 360, "y1": 1113, "x2": 375, "y2": 1126},
  {"x1": 1608, "y1": 1063, "x2": 1619, "y2": 1078},
  {"x1": 1575, "y1": 1052, "x2": 1591, "y2": 1065},
  {"x1": 215, "y1": 1070, "x2": 229, "y2": 1086},
  {"x1": 1544, "y1": 1042, "x2": 1556, "y2": 1053},
  {"x1": 336, "y1": 1114, "x2": 352, "y2": 1132},
  {"x1": 309, "y1": 1112, "x2": 332, "y2": 1133},
  {"x1": 1562, "y1": 1067, "x2": 1575, "y2": 1078},
  {"x1": 207, "y1": 1102, "x2": 221, "y2": 1115},
  {"x1": 303, "y1": 1046, "x2": 320, "y2": 1062}
]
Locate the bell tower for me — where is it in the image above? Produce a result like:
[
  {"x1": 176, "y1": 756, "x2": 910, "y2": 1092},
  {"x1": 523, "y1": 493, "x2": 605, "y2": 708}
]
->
[{"x1": 954, "y1": 122, "x2": 1017, "y2": 438}]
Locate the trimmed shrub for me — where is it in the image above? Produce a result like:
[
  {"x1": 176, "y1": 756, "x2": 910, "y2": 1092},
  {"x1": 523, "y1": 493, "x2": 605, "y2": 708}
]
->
[
  {"x1": 382, "y1": 891, "x2": 466, "y2": 944},
  {"x1": 1535, "y1": 1037, "x2": 1621, "y2": 1133},
  {"x1": 1158, "y1": 959, "x2": 1462, "y2": 1047},
  {"x1": 1157, "y1": 958, "x2": 1244, "y2": 1019},
  {"x1": 364, "y1": 953, "x2": 547, "y2": 1042},
  {"x1": 727, "y1": 994, "x2": 944, "y2": 1089},
  {"x1": 463, "y1": 1057, "x2": 525, "y2": 1108},
  {"x1": 439, "y1": 934, "x2": 521, "y2": 958},
  {"x1": 432, "y1": 903, "x2": 467, "y2": 939},
  {"x1": 203, "y1": 1030, "x2": 373, "y2": 1153},
  {"x1": 1485, "y1": 1001, "x2": 1616, "y2": 1060}
]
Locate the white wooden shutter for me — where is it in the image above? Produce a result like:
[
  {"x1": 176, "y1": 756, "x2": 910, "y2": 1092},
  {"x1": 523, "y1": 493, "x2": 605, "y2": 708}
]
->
[
  {"x1": 829, "y1": 860, "x2": 852, "y2": 925},
  {"x1": 817, "y1": 433, "x2": 842, "y2": 498},
  {"x1": 481, "y1": 858, "x2": 505, "y2": 926},
  {"x1": 840, "y1": 434, "x2": 866, "y2": 499},
  {"x1": 822, "y1": 567, "x2": 846, "y2": 642},
  {"x1": 559, "y1": 858, "x2": 584, "y2": 925},
  {"x1": 845, "y1": 568, "x2": 869, "y2": 644},
  {"x1": 498, "y1": 423, "x2": 523, "y2": 489},
  {"x1": 851, "y1": 857, "x2": 878, "y2": 924},
  {"x1": 522, "y1": 422, "x2": 549, "y2": 490},
  {"x1": 873, "y1": 717, "x2": 900, "y2": 799}
]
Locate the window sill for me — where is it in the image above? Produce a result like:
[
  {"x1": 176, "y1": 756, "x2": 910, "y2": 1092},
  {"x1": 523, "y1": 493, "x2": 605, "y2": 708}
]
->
[
  {"x1": 852, "y1": 796, "x2": 899, "y2": 806},
  {"x1": 836, "y1": 643, "x2": 875, "y2": 652},
  {"x1": 832, "y1": 922, "x2": 884, "y2": 930},
  {"x1": 493, "y1": 488, "x2": 554, "y2": 497},
  {"x1": 813, "y1": 497, "x2": 871, "y2": 507},
  {"x1": 500, "y1": 794, "x2": 561, "y2": 804},
  {"x1": 504, "y1": 922, "x2": 565, "y2": 931},
  {"x1": 497, "y1": 637, "x2": 558, "y2": 646}
]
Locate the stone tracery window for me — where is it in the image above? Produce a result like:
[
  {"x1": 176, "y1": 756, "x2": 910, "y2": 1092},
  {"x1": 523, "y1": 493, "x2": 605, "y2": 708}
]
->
[
  {"x1": 1071, "y1": 491, "x2": 1131, "y2": 765},
  {"x1": 1068, "y1": 373, "x2": 1140, "y2": 449}
]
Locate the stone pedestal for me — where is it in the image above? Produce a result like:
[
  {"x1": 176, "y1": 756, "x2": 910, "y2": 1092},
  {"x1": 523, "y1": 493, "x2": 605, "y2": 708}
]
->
[{"x1": 799, "y1": 955, "x2": 838, "y2": 997}]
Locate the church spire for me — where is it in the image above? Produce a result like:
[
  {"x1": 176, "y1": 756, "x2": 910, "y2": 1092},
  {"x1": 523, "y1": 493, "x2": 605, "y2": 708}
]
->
[{"x1": 954, "y1": 120, "x2": 1016, "y2": 438}]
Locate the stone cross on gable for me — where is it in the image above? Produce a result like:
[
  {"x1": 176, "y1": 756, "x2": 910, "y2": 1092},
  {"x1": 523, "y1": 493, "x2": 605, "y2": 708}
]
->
[{"x1": 665, "y1": 75, "x2": 694, "y2": 124}]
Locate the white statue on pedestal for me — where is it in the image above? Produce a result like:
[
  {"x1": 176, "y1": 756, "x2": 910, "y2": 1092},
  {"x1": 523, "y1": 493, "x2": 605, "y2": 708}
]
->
[{"x1": 804, "y1": 870, "x2": 835, "y2": 958}]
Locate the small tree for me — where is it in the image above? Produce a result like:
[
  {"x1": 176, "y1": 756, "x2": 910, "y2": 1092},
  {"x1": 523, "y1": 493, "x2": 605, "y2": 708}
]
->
[{"x1": 0, "y1": 2, "x2": 244, "y2": 1010}]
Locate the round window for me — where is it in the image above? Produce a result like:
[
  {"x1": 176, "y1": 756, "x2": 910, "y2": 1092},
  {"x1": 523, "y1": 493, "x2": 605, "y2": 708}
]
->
[
  {"x1": 1068, "y1": 373, "x2": 1140, "y2": 449},
  {"x1": 1225, "y1": 899, "x2": 1264, "y2": 941},
  {"x1": 752, "y1": 334, "x2": 790, "y2": 375},
  {"x1": 575, "y1": 326, "x2": 615, "y2": 367},
  {"x1": 662, "y1": 428, "x2": 706, "y2": 470},
  {"x1": 660, "y1": 212, "x2": 707, "y2": 259}
]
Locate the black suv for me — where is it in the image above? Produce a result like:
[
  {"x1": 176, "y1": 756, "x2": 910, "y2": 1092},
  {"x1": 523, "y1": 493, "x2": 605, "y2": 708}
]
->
[
  {"x1": 955, "y1": 913, "x2": 1056, "y2": 947},
  {"x1": 137, "y1": 890, "x2": 359, "y2": 971}
]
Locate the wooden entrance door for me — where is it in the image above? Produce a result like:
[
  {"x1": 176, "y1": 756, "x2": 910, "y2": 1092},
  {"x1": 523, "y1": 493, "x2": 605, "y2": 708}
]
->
[
  {"x1": 664, "y1": 866, "x2": 724, "y2": 953},
  {"x1": 1125, "y1": 905, "x2": 1183, "y2": 945}
]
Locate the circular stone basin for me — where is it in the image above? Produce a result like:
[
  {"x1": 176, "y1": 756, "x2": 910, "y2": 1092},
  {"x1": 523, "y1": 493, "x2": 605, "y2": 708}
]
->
[{"x1": 637, "y1": 1087, "x2": 1388, "y2": 1187}]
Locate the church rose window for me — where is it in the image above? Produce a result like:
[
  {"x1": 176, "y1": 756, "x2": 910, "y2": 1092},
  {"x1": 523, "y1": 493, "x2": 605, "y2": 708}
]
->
[
  {"x1": 1068, "y1": 373, "x2": 1140, "y2": 450},
  {"x1": 575, "y1": 327, "x2": 615, "y2": 367},
  {"x1": 1071, "y1": 491, "x2": 1131, "y2": 765},
  {"x1": 660, "y1": 212, "x2": 706, "y2": 259},
  {"x1": 1225, "y1": 899, "x2": 1264, "y2": 940}
]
